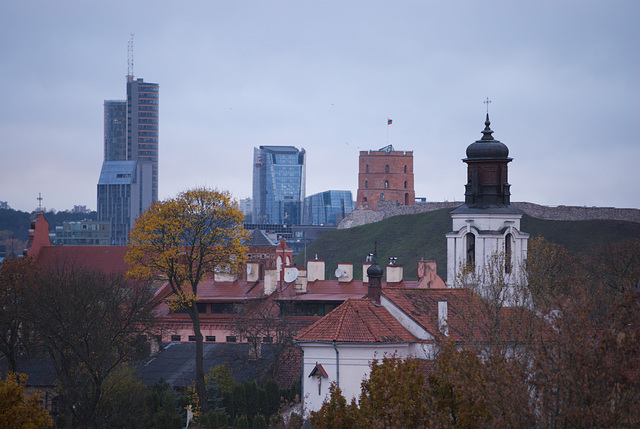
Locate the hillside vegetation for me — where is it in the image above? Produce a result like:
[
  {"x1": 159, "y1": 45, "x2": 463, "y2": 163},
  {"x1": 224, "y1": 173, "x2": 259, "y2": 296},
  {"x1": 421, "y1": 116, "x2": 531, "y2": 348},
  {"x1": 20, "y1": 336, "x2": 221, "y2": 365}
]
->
[{"x1": 293, "y1": 208, "x2": 640, "y2": 281}]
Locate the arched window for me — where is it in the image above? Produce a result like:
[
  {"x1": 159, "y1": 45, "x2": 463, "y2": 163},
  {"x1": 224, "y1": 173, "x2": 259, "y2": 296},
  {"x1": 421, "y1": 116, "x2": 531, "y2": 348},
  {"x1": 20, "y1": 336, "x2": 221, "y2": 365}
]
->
[
  {"x1": 366, "y1": 164, "x2": 369, "y2": 173},
  {"x1": 404, "y1": 165, "x2": 407, "y2": 173},
  {"x1": 380, "y1": 193, "x2": 385, "y2": 201},
  {"x1": 404, "y1": 180, "x2": 407, "y2": 189},
  {"x1": 363, "y1": 197, "x2": 368, "y2": 203},
  {"x1": 404, "y1": 193, "x2": 409, "y2": 205},
  {"x1": 466, "y1": 233, "x2": 475, "y2": 267},
  {"x1": 385, "y1": 165, "x2": 389, "y2": 173},
  {"x1": 365, "y1": 180, "x2": 368, "y2": 189},
  {"x1": 504, "y1": 234, "x2": 512, "y2": 273},
  {"x1": 384, "y1": 180, "x2": 389, "y2": 188}
]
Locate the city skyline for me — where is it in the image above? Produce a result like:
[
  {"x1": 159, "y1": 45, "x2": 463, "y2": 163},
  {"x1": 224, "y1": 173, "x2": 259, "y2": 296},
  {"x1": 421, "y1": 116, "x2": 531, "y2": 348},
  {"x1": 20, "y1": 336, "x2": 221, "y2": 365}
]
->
[{"x1": 1, "y1": 1, "x2": 639, "y2": 213}]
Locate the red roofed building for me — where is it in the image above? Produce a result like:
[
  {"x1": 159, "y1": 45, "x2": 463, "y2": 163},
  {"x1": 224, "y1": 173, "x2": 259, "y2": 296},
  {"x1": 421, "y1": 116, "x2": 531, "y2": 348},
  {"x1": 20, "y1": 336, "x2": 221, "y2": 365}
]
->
[{"x1": 295, "y1": 252, "x2": 542, "y2": 415}]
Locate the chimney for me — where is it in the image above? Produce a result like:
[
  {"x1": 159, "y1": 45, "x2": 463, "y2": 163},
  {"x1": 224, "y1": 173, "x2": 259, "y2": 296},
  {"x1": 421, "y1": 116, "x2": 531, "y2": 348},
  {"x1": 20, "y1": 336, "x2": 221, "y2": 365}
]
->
[
  {"x1": 295, "y1": 268, "x2": 308, "y2": 292},
  {"x1": 336, "y1": 263, "x2": 353, "y2": 283},
  {"x1": 367, "y1": 250, "x2": 384, "y2": 305},
  {"x1": 417, "y1": 260, "x2": 446, "y2": 289},
  {"x1": 263, "y1": 268, "x2": 278, "y2": 295},
  {"x1": 438, "y1": 301, "x2": 449, "y2": 336},
  {"x1": 307, "y1": 259, "x2": 325, "y2": 282},
  {"x1": 386, "y1": 257, "x2": 403, "y2": 283},
  {"x1": 246, "y1": 262, "x2": 260, "y2": 282}
]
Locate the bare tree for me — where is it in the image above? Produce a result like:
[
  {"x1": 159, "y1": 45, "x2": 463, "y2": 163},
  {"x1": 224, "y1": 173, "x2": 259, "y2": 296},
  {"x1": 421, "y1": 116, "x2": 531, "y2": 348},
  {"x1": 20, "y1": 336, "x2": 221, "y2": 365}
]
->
[{"x1": 25, "y1": 264, "x2": 156, "y2": 428}]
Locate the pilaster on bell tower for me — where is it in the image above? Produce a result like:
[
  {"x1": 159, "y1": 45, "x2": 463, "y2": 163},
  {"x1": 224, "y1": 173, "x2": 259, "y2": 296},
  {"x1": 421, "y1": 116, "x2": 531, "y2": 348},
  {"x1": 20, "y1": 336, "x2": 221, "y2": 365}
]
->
[{"x1": 445, "y1": 110, "x2": 530, "y2": 306}]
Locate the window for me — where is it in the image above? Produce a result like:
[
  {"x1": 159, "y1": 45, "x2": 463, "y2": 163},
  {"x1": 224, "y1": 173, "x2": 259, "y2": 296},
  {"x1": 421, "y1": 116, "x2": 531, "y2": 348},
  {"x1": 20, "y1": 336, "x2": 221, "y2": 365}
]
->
[
  {"x1": 505, "y1": 234, "x2": 513, "y2": 273},
  {"x1": 206, "y1": 336, "x2": 216, "y2": 342},
  {"x1": 385, "y1": 165, "x2": 389, "y2": 173},
  {"x1": 263, "y1": 336, "x2": 273, "y2": 343},
  {"x1": 188, "y1": 335, "x2": 197, "y2": 342},
  {"x1": 366, "y1": 164, "x2": 369, "y2": 173},
  {"x1": 380, "y1": 193, "x2": 385, "y2": 201},
  {"x1": 466, "y1": 233, "x2": 475, "y2": 267},
  {"x1": 385, "y1": 180, "x2": 389, "y2": 188},
  {"x1": 404, "y1": 181, "x2": 407, "y2": 189},
  {"x1": 170, "y1": 335, "x2": 181, "y2": 342},
  {"x1": 226, "y1": 336, "x2": 237, "y2": 343},
  {"x1": 404, "y1": 165, "x2": 407, "y2": 173},
  {"x1": 365, "y1": 180, "x2": 368, "y2": 189}
]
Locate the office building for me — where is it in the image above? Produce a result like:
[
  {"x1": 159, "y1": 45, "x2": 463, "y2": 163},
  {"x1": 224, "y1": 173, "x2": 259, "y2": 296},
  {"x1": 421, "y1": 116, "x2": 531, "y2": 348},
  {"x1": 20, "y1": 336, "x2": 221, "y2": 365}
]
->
[
  {"x1": 97, "y1": 161, "x2": 152, "y2": 245},
  {"x1": 304, "y1": 190, "x2": 354, "y2": 226},
  {"x1": 252, "y1": 146, "x2": 306, "y2": 225},
  {"x1": 99, "y1": 75, "x2": 158, "y2": 245},
  {"x1": 50, "y1": 220, "x2": 111, "y2": 246},
  {"x1": 356, "y1": 144, "x2": 415, "y2": 210}
]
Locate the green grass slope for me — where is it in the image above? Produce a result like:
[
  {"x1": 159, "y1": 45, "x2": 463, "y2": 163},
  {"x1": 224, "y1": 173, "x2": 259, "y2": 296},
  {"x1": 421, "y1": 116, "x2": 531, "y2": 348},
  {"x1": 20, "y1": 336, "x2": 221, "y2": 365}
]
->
[{"x1": 293, "y1": 208, "x2": 640, "y2": 281}]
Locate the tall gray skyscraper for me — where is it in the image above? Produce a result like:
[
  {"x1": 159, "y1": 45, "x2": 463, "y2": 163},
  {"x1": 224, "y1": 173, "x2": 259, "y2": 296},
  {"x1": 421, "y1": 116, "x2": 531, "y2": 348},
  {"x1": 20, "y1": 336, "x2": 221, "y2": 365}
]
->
[
  {"x1": 98, "y1": 76, "x2": 159, "y2": 245},
  {"x1": 252, "y1": 146, "x2": 306, "y2": 225}
]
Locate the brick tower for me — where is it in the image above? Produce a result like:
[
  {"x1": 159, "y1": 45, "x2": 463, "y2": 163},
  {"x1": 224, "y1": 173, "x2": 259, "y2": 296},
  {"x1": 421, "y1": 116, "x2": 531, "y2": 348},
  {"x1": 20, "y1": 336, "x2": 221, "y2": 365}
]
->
[{"x1": 356, "y1": 145, "x2": 415, "y2": 210}]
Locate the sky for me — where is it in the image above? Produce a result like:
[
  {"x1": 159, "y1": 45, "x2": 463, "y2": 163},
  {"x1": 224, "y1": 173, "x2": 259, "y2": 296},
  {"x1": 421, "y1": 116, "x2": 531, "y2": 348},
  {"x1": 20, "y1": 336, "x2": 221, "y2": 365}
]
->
[{"x1": 1, "y1": 0, "x2": 638, "y2": 213}]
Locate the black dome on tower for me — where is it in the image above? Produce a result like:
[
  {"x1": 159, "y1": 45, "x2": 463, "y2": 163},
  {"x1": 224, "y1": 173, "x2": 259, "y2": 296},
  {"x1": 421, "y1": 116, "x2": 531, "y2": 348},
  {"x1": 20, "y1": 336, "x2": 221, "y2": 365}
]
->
[
  {"x1": 465, "y1": 114, "x2": 510, "y2": 160},
  {"x1": 451, "y1": 113, "x2": 520, "y2": 214}
]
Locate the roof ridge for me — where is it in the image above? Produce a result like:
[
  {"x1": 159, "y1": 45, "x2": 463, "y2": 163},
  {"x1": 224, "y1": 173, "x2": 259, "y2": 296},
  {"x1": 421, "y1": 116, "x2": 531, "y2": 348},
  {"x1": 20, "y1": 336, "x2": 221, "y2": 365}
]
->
[
  {"x1": 351, "y1": 301, "x2": 379, "y2": 342},
  {"x1": 333, "y1": 299, "x2": 352, "y2": 341}
]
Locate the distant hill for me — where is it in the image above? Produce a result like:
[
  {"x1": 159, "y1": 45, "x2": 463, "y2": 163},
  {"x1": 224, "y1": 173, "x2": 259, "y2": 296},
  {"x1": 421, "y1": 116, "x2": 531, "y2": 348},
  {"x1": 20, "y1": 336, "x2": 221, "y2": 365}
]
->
[
  {"x1": 293, "y1": 208, "x2": 640, "y2": 281},
  {"x1": 0, "y1": 209, "x2": 97, "y2": 242}
]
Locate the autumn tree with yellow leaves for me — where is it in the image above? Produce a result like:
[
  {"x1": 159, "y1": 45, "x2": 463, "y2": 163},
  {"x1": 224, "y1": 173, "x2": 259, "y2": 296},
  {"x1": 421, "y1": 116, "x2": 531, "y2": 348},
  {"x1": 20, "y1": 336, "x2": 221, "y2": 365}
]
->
[
  {"x1": 126, "y1": 188, "x2": 249, "y2": 412},
  {"x1": 0, "y1": 372, "x2": 53, "y2": 429}
]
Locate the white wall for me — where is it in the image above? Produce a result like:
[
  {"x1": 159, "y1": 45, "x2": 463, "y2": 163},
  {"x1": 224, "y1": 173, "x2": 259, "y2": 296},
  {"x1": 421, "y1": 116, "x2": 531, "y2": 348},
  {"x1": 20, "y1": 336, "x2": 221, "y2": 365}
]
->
[{"x1": 298, "y1": 342, "x2": 411, "y2": 417}]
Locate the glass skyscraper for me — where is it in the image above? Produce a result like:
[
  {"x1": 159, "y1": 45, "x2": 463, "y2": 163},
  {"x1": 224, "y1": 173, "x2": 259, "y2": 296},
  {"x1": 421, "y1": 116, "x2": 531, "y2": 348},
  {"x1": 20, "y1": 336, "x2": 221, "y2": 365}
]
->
[
  {"x1": 304, "y1": 190, "x2": 354, "y2": 226},
  {"x1": 98, "y1": 77, "x2": 158, "y2": 245},
  {"x1": 252, "y1": 146, "x2": 306, "y2": 225}
]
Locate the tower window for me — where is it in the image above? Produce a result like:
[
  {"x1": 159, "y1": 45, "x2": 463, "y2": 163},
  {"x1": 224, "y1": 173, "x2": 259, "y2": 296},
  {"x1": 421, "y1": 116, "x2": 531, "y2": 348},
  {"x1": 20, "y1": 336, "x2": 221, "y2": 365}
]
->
[
  {"x1": 380, "y1": 193, "x2": 385, "y2": 201},
  {"x1": 505, "y1": 234, "x2": 512, "y2": 273},
  {"x1": 385, "y1": 180, "x2": 389, "y2": 188},
  {"x1": 404, "y1": 181, "x2": 407, "y2": 189},
  {"x1": 366, "y1": 164, "x2": 369, "y2": 173},
  {"x1": 404, "y1": 165, "x2": 407, "y2": 173},
  {"x1": 365, "y1": 180, "x2": 368, "y2": 189},
  {"x1": 466, "y1": 233, "x2": 475, "y2": 268},
  {"x1": 385, "y1": 165, "x2": 389, "y2": 173}
]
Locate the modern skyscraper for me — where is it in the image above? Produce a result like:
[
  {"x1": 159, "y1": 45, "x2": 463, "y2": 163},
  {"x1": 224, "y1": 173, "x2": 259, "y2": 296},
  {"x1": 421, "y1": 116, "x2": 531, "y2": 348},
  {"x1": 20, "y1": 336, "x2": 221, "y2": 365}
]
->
[
  {"x1": 304, "y1": 190, "x2": 354, "y2": 226},
  {"x1": 126, "y1": 78, "x2": 159, "y2": 203},
  {"x1": 97, "y1": 161, "x2": 152, "y2": 245},
  {"x1": 98, "y1": 75, "x2": 158, "y2": 245},
  {"x1": 252, "y1": 146, "x2": 306, "y2": 225}
]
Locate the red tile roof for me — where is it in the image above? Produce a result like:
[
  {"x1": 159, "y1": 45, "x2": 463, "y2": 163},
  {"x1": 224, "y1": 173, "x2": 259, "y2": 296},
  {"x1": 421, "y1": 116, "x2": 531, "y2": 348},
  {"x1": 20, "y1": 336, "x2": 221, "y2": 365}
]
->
[
  {"x1": 295, "y1": 298, "x2": 417, "y2": 343},
  {"x1": 382, "y1": 288, "x2": 543, "y2": 343},
  {"x1": 153, "y1": 278, "x2": 266, "y2": 302},
  {"x1": 34, "y1": 246, "x2": 130, "y2": 274}
]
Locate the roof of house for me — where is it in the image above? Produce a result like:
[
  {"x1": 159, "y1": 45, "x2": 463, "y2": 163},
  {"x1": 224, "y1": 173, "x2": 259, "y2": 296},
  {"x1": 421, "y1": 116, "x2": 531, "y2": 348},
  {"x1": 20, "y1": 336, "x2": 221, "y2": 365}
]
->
[
  {"x1": 382, "y1": 288, "x2": 542, "y2": 343},
  {"x1": 34, "y1": 245, "x2": 130, "y2": 274},
  {"x1": 295, "y1": 298, "x2": 417, "y2": 343},
  {"x1": 153, "y1": 278, "x2": 265, "y2": 303}
]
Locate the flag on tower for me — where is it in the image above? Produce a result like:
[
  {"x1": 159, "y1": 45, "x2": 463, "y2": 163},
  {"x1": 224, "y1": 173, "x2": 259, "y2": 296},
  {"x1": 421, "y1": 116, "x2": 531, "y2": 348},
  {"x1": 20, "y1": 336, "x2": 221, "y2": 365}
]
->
[{"x1": 388, "y1": 118, "x2": 392, "y2": 125}]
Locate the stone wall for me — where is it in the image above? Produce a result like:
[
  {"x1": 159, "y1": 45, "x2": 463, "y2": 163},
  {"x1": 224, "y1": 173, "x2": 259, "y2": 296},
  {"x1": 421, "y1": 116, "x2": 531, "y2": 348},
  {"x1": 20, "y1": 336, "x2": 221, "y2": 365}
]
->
[{"x1": 338, "y1": 200, "x2": 640, "y2": 229}]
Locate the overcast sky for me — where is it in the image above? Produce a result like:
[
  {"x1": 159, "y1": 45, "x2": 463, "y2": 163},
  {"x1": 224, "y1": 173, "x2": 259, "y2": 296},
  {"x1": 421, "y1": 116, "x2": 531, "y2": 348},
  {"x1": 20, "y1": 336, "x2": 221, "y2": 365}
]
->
[{"x1": 1, "y1": 0, "x2": 638, "y2": 213}]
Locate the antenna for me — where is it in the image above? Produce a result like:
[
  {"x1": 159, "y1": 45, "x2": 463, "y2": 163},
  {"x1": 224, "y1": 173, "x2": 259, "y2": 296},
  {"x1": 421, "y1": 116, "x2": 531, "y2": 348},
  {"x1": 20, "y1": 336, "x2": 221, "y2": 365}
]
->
[
  {"x1": 37, "y1": 193, "x2": 43, "y2": 212},
  {"x1": 284, "y1": 267, "x2": 299, "y2": 283},
  {"x1": 127, "y1": 34, "x2": 135, "y2": 82}
]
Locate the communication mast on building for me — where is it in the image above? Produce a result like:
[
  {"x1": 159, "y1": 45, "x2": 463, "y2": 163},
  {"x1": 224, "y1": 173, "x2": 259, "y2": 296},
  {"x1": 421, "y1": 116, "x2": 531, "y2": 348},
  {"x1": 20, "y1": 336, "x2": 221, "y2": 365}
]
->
[{"x1": 127, "y1": 34, "x2": 134, "y2": 83}]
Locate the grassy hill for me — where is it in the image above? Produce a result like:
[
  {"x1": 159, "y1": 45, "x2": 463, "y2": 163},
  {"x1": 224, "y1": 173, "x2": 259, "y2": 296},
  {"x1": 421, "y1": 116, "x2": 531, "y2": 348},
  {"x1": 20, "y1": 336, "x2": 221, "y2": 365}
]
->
[{"x1": 293, "y1": 208, "x2": 640, "y2": 281}]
